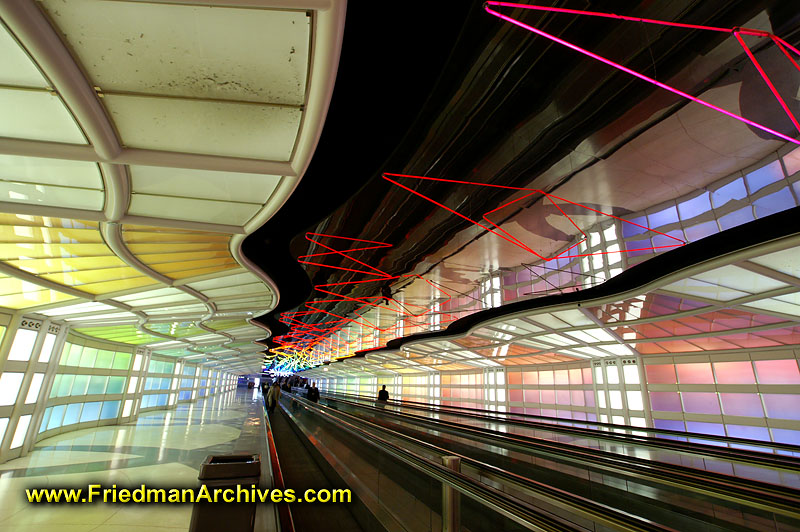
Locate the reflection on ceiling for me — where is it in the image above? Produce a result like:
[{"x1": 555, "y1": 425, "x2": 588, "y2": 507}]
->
[{"x1": 0, "y1": 0, "x2": 347, "y2": 373}]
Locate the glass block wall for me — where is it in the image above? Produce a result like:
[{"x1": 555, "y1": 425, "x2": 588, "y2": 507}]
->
[{"x1": 0, "y1": 313, "x2": 238, "y2": 464}]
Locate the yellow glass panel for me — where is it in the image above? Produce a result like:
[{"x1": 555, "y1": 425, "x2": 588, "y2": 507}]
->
[
  {"x1": 127, "y1": 243, "x2": 230, "y2": 253},
  {"x1": 75, "y1": 325, "x2": 159, "y2": 345},
  {"x1": 164, "y1": 264, "x2": 239, "y2": 280},
  {"x1": 0, "y1": 243, "x2": 112, "y2": 259},
  {"x1": 0, "y1": 290, "x2": 77, "y2": 309},
  {"x1": 7, "y1": 256, "x2": 128, "y2": 273},
  {"x1": 137, "y1": 251, "x2": 235, "y2": 265},
  {"x1": 150, "y1": 258, "x2": 238, "y2": 273},
  {"x1": 41, "y1": 266, "x2": 146, "y2": 285},
  {"x1": 77, "y1": 277, "x2": 159, "y2": 295},
  {"x1": 0, "y1": 226, "x2": 103, "y2": 244},
  {"x1": 122, "y1": 230, "x2": 229, "y2": 244}
]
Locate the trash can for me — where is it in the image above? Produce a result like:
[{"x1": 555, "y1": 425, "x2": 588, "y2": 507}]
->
[{"x1": 188, "y1": 453, "x2": 261, "y2": 532}]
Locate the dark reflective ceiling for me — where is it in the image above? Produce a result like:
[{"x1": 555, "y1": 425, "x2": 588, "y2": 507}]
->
[{"x1": 242, "y1": 0, "x2": 796, "y2": 360}]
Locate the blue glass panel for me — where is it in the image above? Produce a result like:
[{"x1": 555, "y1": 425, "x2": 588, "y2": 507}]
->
[
  {"x1": 686, "y1": 421, "x2": 726, "y2": 436},
  {"x1": 100, "y1": 401, "x2": 120, "y2": 419},
  {"x1": 87, "y1": 376, "x2": 108, "y2": 395},
  {"x1": 647, "y1": 206, "x2": 679, "y2": 228},
  {"x1": 179, "y1": 390, "x2": 191, "y2": 401},
  {"x1": 183, "y1": 366, "x2": 195, "y2": 376},
  {"x1": 63, "y1": 403, "x2": 82, "y2": 426},
  {"x1": 156, "y1": 394, "x2": 168, "y2": 406},
  {"x1": 745, "y1": 160, "x2": 783, "y2": 193},
  {"x1": 39, "y1": 407, "x2": 52, "y2": 433},
  {"x1": 772, "y1": 428, "x2": 800, "y2": 445},
  {"x1": 622, "y1": 216, "x2": 648, "y2": 238},
  {"x1": 683, "y1": 221, "x2": 719, "y2": 242},
  {"x1": 47, "y1": 405, "x2": 65, "y2": 430},
  {"x1": 711, "y1": 177, "x2": 747, "y2": 208},
  {"x1": 652, "y1": 230, "x2": 684, "y2": 248},
  {"x1": 754, "y1": 187, "x2": 796, "y2": 218},
  {"x1": 653, "y1": 418, "x2": 685, "y2": 431},
  {"x1": 725, "y1": 424, "x2": 770, "y2": 441},
  {"x1": 793, "y1": 181, "x2": 800, "y2": 200},
  {"x1": 718, "y1": 206, "x2": 754, "y2": 230},
  {"x1": 80, "y1": 401, "x2": 102, "y2": 422},
  {"x1": 677, "y1": 193, "x2": 712, "y2": 220}
]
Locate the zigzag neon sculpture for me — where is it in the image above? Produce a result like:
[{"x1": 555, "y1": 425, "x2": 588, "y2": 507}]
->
[
  {"x1": 268, "y1": 233, "x2": 457, "y2": 370},
  {"x1": 484, "y1": 2, "x2": 800, "y2": 144},
  {"x1": 383, "y1": 173, "x2": 686, "y2": 260}
]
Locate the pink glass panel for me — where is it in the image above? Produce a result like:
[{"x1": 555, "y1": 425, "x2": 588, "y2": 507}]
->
[
  {"x1": 755, "y1": 359, "x2": 800, "y2": 384},
  {"x1": 676, "y1": 363, "x2": 714, "y2": 384},
  {"x1": 510, "y1": 406, "x2": 524, "y2": 414},
  {"x1": 572, "y1": 411, "x2": 587, "y2": 421},
  {"x1": 719, "y1": 393, "x2": 764, "y2": 417},
  {"x1": 681, "y1": 392, "x2": 721, "y2": 414},
  {"x1": 509, "y1": 389, "x2": 523, "y2": 402},
  {"x1": 442, "y1": 388, "x2": 451, "y2": 398},
  {"x1": 649, "y1": 392, "x2": 682, "y2": 411},
  {"x1": 540, "y1": 390, "x2": 555, "y2": 404},
  {"x1": 713, "y1": 361, "x2": 755, "y2": 384},
  {"x1": 763, "y1": 394, "x2": 800, "y2": 420},
  {"x1": 522, "y1": 371, "x2": 538, "y2": 385},
  {"x1": 645, "y1": 364, "x2": 676, "y2": 384},
  {"x1": 568, "y1": 368, "x2": 582, "y2": 385},
  {"x1": 523, "y1": 390, "x2": 539, "y2": 403},
  {"x1": 507, "y1": 372, "x2": 522, "y2": 385},
  {"x1": 556, "y1": 390, "x2": 570, "y2": 405},
  {"x1": 571, "y1": 390, "x2": 585, "y2": 406},
  {"x1": 539, "y1": 371, "x2": 554, "y2": 385},
  {"x1": 584, "y1": 390, "x2": 596, "y2": 408},
  {"x1": 582, "y1": 367, "x2": 593, "y2": 384},
  {"x1": 541, "y1": 408, "x2": 557, "y2": 417},
  {"x1": 525, "y1": 407, "x2": 541, "y2": 415}
]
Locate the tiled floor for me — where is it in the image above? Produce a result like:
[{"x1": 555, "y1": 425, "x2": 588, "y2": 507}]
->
[{"x1": 0, "y1": 387, "x2": 267, "y2": 532}]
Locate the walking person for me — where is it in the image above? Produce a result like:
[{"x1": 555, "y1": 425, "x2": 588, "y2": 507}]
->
[{"x1": 267, "y1": 382, "x2": 282, "y2": 415}]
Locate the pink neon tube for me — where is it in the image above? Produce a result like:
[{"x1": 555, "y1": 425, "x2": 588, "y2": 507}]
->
[{"x1": 484, "y1": 4, "x2": 800, "y2": 145}]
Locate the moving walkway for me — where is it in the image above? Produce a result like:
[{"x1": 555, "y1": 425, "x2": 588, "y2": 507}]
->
[{"x1": 265, "y1": 389, "x2": 800, "y2": 531}]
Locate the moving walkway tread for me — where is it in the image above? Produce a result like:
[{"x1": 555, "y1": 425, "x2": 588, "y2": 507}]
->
[
  {"x1": 268, "y1": 405, "x2": 365, "y2": 532},
  {"x1": 320, "y1": 395, "x2": 800, "y2": 530},
  {"x1": 326, "y1": 392, "x2": 800, "y2": 469}
]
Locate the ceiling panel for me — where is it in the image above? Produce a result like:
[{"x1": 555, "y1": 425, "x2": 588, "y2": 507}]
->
[
  {"x1": 103, "y1": 94, "x2": 301, "y2": 160},
  {"x1": 0, "y1": 155, "x2": 102, "y2": 189},
  {"x1": 41, "y1": 0, "x2": 309, "y2": 105},
  {"x1": 130, "y1": 166, "x2": 281, "y2": 203},
  {"x1": 74, "y1": 324, "x2": 159, "y2": 345},
  {"x1": 128, "y1": 193, "x2": 262, "y2": 226},
  {"x1": 122, "y1": 225, "x2": 240, "y2": 280},
  {"x1": 0, "y1": 21, "x2": 48, "y2": 87},
  {"x1": 0, "y1": 88, "x2": 87, "y2": 144}
]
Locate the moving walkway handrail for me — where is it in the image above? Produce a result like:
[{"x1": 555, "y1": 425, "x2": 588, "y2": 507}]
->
[
  {"x1": 323, "y1": 390, "x2": 800, "y2": 468},
  {"x1": 291, "y1": 393, "x2": 674, "y2": 532},
  {"x1": 322, "y1": 394, "x2": 800, "y2": 519},
  {"x1": 279, "y1": 394, "x2": 584, "y2": 532},
  {"x1": 264, "y1": 402, "x2": 295, "y2": 532}
]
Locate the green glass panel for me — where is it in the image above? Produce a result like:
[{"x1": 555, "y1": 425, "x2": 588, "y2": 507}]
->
[
  {"x1": 59, "y1": 342, "x2": 71, "y2": 365},
  {"x1": 112, "y1": 351, "x2": 132, "y2": 370},
  {"x1": 57, "y1": 374, "x2": 75, "y2": 397},
  {"x1": 107, "y1": 376, "x2": 126, "y2": 394},
  {"x1": 100, "y1": 401, "x2": 120, "y2": 419},
  {"x1": 71, "y1": 374, "x2": 90, "y2": 396},
  {"x1": 87, "y1": 376, "x2": 108, "y2": 395},
  {"x1": 66, "y1": 343, "x2": 82, "y2": 366},
  {"x1": 95, "y1": 350, "x2": 114, "y2": 369},
  {"x1": 49, "y1": 375, "x2": 61, "y2": 398},
  {"x1": 79, "y1": 347, "x2": 97, "y2": 368}
]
